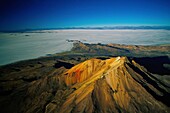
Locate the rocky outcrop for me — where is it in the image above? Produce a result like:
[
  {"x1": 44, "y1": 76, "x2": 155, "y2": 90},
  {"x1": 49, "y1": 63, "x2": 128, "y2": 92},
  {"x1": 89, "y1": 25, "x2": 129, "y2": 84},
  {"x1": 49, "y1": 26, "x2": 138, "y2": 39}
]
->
[
  {"x1": 46, "y1": 57, "x2": 169, "y2": 113},
  {"x1": 0, "y1": 55, "x2": 169, "y2": 113}
]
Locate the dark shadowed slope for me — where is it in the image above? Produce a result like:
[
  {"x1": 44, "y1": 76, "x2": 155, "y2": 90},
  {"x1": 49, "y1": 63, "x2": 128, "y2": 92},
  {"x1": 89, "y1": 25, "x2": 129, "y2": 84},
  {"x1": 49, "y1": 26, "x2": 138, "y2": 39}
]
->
[
  {"x1": 133, "y1": 56, "x2": 170, "y2": 75},
  {"x1": 0, "y1": 57, "x2": 169, "y2": 113}
]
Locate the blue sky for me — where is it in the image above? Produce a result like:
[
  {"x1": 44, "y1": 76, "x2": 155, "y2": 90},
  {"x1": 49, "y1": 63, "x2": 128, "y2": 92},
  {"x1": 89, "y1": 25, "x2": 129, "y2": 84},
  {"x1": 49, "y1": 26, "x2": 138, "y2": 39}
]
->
[{"x1": 0, "y1": 0, "x2": 170, "y2": 30}]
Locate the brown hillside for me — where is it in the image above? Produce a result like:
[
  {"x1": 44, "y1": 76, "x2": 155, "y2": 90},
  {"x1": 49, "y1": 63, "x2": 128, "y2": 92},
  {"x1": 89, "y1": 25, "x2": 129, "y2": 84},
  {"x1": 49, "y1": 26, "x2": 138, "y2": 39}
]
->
[
  {"x1": 46, "y1": 57, "x2": 169, "y2": 113},
  {"x1": 0, "y1": 57, "x2": 169, "y2": 113}
]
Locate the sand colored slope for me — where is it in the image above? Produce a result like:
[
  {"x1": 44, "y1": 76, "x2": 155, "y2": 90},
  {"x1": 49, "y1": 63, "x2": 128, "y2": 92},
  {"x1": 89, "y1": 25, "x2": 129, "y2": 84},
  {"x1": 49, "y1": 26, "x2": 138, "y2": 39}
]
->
[{"x1": 45, "y1": 57, "x2": 169, "y2": 113}]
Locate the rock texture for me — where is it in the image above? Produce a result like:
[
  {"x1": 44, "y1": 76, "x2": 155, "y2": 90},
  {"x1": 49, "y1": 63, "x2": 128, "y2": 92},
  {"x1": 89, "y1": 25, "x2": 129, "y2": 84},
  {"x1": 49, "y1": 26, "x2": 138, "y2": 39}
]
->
[
  {"x1": 0, "y1": 56, "x2": 169, "y2": 113},
  {"x1": 49, "y1": 57, "x2": 169, "y2": 113},
  {"x1": 0, "y1": 42, "x2": 170, "y2": 113}
]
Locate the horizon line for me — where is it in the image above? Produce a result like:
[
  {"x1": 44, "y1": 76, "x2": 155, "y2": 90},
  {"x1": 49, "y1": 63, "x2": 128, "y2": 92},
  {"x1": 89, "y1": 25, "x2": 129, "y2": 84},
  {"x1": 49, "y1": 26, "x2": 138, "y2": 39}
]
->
[{"x1": 1, "y1": 25, "x2": 170, "y2": 32}]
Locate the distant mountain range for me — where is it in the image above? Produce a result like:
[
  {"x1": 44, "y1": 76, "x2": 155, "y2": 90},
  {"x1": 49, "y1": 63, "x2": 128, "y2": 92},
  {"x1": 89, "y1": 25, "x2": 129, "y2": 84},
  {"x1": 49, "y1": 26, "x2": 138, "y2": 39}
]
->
[
  {"x1": 1, "y1": 26, "x2": 170, "y2": 33},
  {"x1": 63, "y1": 26, "x2": 170, "y2": 30}
]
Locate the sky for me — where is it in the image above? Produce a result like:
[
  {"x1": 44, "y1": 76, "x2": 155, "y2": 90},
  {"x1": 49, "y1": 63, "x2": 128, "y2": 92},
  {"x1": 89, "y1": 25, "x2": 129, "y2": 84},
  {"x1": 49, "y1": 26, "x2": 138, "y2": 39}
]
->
[{"x1": 0, "y1": 0, "x2": 170, "y2": 31}]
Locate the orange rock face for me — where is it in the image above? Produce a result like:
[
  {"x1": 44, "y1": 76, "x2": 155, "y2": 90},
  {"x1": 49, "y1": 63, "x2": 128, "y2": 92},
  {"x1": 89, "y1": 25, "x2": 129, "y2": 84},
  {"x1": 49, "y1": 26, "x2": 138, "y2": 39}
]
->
[
  {"x1": 0, "y1": 56, "x2": 169, "y2": 113},
  {"x1": 45, "y1": 57, "x2": 169, "y2": 113}
]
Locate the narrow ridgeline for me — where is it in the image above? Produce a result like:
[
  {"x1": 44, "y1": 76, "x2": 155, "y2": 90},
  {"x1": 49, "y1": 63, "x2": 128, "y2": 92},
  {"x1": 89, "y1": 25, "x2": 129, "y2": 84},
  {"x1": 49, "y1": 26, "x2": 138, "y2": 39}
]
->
[{"x1": 0, "y1": 57, "x2": 169, "y2": 113}]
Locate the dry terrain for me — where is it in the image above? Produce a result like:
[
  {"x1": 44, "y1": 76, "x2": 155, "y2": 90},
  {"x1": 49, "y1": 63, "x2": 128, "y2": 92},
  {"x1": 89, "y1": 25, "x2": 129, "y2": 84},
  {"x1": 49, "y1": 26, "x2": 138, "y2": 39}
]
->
[{"x1": 0, "y1": 42, "x2": 169, "y2": 113}]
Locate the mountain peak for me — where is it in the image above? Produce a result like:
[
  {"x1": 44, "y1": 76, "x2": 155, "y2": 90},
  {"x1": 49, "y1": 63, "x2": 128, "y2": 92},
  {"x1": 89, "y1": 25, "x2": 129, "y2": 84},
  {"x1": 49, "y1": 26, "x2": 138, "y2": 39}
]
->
[
  {"x1": 0, "y1": 56, "x2": 169, "y2": 113},
  {"x1": 51, "y1": 57, "x2": 169, "y2": 113},
  {"x1": 64, "y1": 57, "x2": 129, "y2": 86}
]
